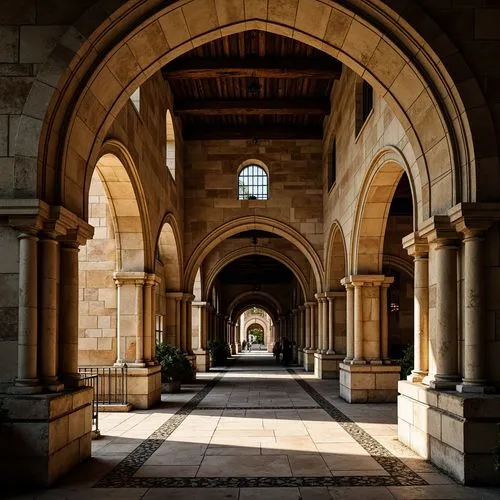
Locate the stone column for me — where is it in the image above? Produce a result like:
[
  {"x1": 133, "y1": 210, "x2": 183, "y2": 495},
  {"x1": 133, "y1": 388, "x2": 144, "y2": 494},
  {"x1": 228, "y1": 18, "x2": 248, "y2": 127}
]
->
[
  {"x1": 315, "y1": 295, "x2": 323, "y2": 352},
  {"x1": 352, "y1": 281, "x2": 365, "y2": 364},
  {"x1": 322, "y1": 296, "x2": 328, "y2": 352},
  {"x1": 184, "y1": 294, "x2": 194, "y2": 354},
  {"x1": 310, "y1": 302, "x2": 317, "y2": 350},
  {"x1": 380, "y1": 283, "x2": 390, "y2": 363},
  {"x1": 134, "y1": 280, "x2": 145, "y2": 365},
  {"x1": 305, "y1": 303, "x2": 312, "y2": 349},
  {"x1": 327, "y1": 294, "x2": 335, "y2": 354},
  {"x1": 10, "y1": 231, "x2": 42, "y2": 394},
  {"x1": 458, "y1": 228, "x2": 490, "y2": 391},
  {"x1": 142, "y1": 275, "x2": 155, "y2": 364},
  {"x1": 58, "y1": 239, "x2": 81, "y2": 387},
  {"x1": 342, "y1": 280, "x2": 354, "y2": 363},
  {"x1": 114, "y1": 280, "x2": 123, "y2": 364},
  {"x1": 431, "y1": 238, "x2": 459, "y2": 388},
  {"x1": 403, "y1": 233, "x2": 429, "y2": 382},
  {"x1": 39, "y1": 234, "x2": 64, "y2": 391}
]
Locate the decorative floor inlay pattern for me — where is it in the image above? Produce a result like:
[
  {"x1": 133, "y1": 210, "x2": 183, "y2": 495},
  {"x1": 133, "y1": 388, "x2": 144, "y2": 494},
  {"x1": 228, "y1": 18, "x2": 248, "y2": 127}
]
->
[
  {"x1": 94, "y1": 371, "x2": 226, "y2": 487},
  {"x1": 94, "y1": 364, "x2": 427, "y2": 489},
  {"x1": 288, "y1": 369, "x2": 427, "y2": 487},
  {"x1": 196, "y1": 406, "x2": 320, "y2": 410},
  {"x1": 119, "y1": 475, "x2": 400, "y2": 488}
]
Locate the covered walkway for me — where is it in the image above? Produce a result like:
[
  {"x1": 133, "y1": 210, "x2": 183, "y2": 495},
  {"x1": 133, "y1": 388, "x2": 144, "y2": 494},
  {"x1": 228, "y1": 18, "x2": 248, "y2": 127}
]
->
[{"x1": 14, "y1": 354, "x2": 500, "y2": 500}]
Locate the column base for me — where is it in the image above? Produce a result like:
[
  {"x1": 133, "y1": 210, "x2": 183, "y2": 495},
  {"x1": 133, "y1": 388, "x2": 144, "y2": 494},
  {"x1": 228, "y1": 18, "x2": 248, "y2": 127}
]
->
[
  {"x1": 128, "y1": 361, "x2": 147, "y2": 368},
  {"x1": 61, "y1": 373, "x2": 85, "y2": 388},
  {"x1": 398, "y1": 380, "x2": 500, "y2": 485},
  {"x1": 430, "y1": 375, "x2": 461, "y2": 390},
  {"x1": 407, "y1": 370, "x2": 427, "y2": 383},
  {"x1": 45, "y1": 381, "x2": 65, "y2": 393},
  {"x1": 314, "y1": 353, "x2": 344, "y2": 379},
  {"x1": 8, "y1": 380, "x2": 43, "y2": 395},
  {"x1": 456, "y1": 382, "x2": 495, "y2": 394},
  {"x1": 339, "y1": 362, "x2": 400, "y2": 403},
  {"x1": 0, "y1": 387, "x2": 93, "y2": 487},
  {"x1": 303, "y1": 349, "x2": 315, "y2": 372}
]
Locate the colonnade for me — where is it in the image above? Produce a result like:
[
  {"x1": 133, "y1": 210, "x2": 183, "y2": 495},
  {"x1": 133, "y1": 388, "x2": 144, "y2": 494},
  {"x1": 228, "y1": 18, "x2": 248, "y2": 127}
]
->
[
  {"x1": 403, "y1": 210, "x2": 493, "y2": 393},
  {"x1": 10, "y1": 207, "x2": 94, "y2": 395}
]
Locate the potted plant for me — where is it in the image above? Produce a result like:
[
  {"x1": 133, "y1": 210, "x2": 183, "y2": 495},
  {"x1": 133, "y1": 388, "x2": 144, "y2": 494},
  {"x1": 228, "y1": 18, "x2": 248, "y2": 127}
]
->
[
  {"x1": 208, "y1": 339, "x2": 231, "y2": 367},
  {"x1": 156, "y1": 343, "x2": 194, "y2": 393}
]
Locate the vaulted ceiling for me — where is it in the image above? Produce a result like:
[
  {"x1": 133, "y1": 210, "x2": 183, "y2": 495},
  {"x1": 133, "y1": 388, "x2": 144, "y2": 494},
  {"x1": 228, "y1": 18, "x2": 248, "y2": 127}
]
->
[{"x1": 162, "y1": 30, "x2": 342, "y2": 140}]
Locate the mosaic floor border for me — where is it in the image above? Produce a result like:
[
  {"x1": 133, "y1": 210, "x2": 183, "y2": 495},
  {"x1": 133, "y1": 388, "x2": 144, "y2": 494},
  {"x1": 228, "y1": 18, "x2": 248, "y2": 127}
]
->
[
  {"x1": 94, "y1": 365, "x2": 427, "y2": 488},
  {"x1": 288, "y1": 369, "x2": 427, "y2": 487}
]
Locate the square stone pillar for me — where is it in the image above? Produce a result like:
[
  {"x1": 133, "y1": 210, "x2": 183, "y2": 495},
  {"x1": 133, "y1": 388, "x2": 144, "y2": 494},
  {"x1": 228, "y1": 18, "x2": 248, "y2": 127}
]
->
[{"x1": 339, "y1": 275, "x2": 399, "y2": 403}]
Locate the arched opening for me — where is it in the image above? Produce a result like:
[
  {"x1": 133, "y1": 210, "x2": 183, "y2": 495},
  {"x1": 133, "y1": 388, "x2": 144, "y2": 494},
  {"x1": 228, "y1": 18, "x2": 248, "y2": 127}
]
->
[
  {"x1": 78, "y1": 153, "x2": 145, "y2": 366},
  {"x1": 166, "y1": 109, "x2": 176, "y2": 180}
]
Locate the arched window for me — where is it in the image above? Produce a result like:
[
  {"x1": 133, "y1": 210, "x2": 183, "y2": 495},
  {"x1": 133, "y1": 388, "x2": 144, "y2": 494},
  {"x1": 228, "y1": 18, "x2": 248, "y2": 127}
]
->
[
  {"x1": 166, "y1": 110, "x2": 176, "y2": 180},
  {"x1": 238, "y1": 164, "x2": 268, "y2": 200}
]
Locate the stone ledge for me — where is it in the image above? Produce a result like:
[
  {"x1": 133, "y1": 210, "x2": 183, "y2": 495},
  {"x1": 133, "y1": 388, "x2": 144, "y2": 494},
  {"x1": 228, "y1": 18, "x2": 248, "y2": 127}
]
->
[
  {"x1": 398, "y1": 380, "x2": 500, "y2": 419},
  {"x1": 398, "y1": 381, "x2": 500, "y2": 485},
  {"x1": 0, "y1": 386, "x2": 93, "y2": 421}
]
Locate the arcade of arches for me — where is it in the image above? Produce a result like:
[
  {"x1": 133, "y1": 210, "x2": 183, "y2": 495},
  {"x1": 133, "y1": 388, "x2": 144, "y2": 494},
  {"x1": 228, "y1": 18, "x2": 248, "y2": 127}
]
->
[{"x1": 1, "y1": 0, "x2": 500, "y2": 493}]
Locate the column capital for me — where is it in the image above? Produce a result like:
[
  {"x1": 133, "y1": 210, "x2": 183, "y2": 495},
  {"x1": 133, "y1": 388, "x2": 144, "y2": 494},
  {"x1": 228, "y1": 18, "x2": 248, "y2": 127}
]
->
[
  {"x1": 419, "y1": 215, "x2": 457, "y2": 244},
  {"x1": 182, "y1": 293, "x2": 195, "y2": 303},
  {"x1": 145, "y1": 273, "x2": 160, "y2": 288},
  {"x1": 113, "y1": 271, "x2": 148, "y2": 287},
  {"x1": 193, "y1": 301, "x2": 208, "y2": 308},
  {"x1": 298, "y1": 305, "x2": 306, "y2": 311},
  {"x1": 343, "y1": 275, "x2": 394, "y2": 287},
  {"x1": 165, "y1": 291, "x2": 184, "y2": 300},
  {"x1": 325, "y1": 291, "x2": 345, "y2": 300},
  {"x1": 314, "y1": 292, "x2": 327, "y2": 302},
  {"x1": 304, "y1": 301, "x2": 315, "y2": 308},
  {"x1": 448, "y1": 202, "x2": 500, "y2": 237},
  {"x1": 402, "y1": 231, "x2": 428, "y2": 257}
]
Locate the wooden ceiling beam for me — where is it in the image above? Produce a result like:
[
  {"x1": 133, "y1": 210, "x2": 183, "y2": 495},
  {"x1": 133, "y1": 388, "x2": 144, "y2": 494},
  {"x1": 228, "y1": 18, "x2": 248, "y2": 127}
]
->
[
  {"x1": 162, "y1": 58, "x2": 342, "y2": 79},
  {"x1": 174, "y1": 99, "x2": 330, "y2": 116},
  {"x1": 183, "y1": 124, "x2": 323, "y2": 141}
]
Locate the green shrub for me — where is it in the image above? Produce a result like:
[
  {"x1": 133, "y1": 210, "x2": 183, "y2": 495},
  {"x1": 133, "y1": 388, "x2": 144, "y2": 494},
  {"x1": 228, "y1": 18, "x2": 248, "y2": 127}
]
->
[
  {"x1": 397, "y1": 344, "x2": 414, "y2": 379},
  {"x1": 155, "y1": 343, "x2": 194, "y2": 383},
  {"x1": 208, "y1": 339, "x2": 231, "y2": 366}
]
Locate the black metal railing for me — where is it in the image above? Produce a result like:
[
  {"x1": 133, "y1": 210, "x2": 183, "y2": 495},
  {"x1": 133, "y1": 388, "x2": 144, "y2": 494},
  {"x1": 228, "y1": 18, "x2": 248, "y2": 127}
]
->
[
  {"x1": 78, "y1": 366, "x2": 129, "y2": 406},
  {"x1": 79, "y1": 373, "x2": 99, "y2": 436}
]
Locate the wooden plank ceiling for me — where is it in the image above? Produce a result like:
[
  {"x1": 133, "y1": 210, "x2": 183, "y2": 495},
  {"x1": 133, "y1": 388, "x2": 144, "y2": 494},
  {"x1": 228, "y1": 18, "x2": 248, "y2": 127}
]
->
[{"x1": 162, "y1": 30, "x2": 342, "y2": 140}]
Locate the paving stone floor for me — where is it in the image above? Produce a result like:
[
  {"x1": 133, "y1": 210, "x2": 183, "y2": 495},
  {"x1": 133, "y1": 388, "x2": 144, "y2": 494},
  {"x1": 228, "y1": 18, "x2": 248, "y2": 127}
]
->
[{"x1": 9, "y1": 353, "x2": 500, "y2": 499}]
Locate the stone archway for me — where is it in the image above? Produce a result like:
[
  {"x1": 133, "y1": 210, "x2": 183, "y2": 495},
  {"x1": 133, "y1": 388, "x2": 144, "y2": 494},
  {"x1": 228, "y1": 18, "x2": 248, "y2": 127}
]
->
[
  {"x1": 184, "y1": 216, "x2": 324, "y2": 294},
  {"x1": 17, "y1": 0, "x2": 498, "y2": 229},
  {"x1": 204, "y1": 246, "x2": 310, "y2": 302}
]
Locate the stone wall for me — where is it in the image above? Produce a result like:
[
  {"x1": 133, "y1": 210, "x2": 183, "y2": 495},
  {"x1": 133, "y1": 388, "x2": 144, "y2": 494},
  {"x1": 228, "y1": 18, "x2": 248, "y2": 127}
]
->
[
  {"x1": 322, "y1": 67, "x2": 413, "y2": 271},
  {"x1": 78, "y1": 173, "x2": 117, "y2": 366},
  {"x1": 183, "y1": 139, "x2": 323, "y2": 262}
]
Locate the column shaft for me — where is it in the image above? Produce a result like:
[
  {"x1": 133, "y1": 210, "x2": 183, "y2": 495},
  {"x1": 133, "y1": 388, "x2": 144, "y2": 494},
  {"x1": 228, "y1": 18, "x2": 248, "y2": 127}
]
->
[
  {"x1": 143, "y1": 282, "x2": 153, "y2": 363},
  {"x1": 305, "y1": 304, "x2": 311, "y2": 349},
  {"x1": 39, "y1": 237, "x2": 63, "y2": 390},
  {"x1": 413, "y1": 255, "x2": 429, "y2": 377},
  {"x1": 12, "y1": 233, "x2": 41, "y2": 393},
  {"x1": 327, "y1": 297, "x2": 335, "y2": 353},
  {"x1": 380, "y1": 284, "x2": 389, "y2": 362},
  {"x1": 353, "y1": 283, "x2": 364, "y2": 363},
  {"x1": 345, "y1": 284, "x2": 354, "y2": 362},
  {"x1": 59, "y1": 242, "x2": 80, "y2": 385},
  {"x1": 134, "y1": 281, "x2": 144, "y2": 364},
  {"x1": 432, "y1": 241, "x2": 459, "y2": 387},
  {"x1": 115, "y1": 282, "x2": 123, "y2": 364},
  {"x1": 461, "y1": 233, "x2": 487, "y2": 388}
]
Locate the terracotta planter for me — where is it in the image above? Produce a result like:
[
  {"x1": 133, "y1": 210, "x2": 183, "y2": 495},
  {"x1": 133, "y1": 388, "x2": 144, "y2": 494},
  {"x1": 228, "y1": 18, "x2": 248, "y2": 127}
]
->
[{"x1": 162, "y1": 380, "x2": 181, "y2": 393}]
